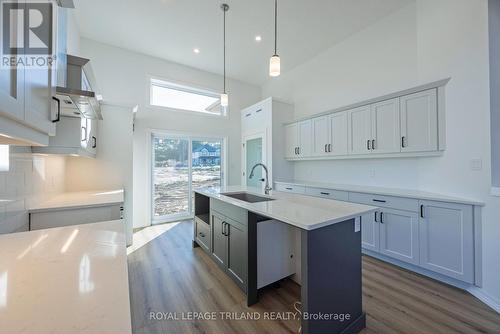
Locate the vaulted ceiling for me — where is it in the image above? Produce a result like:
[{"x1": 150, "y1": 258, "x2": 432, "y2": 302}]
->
[{"x1": 73, "y1": 0, "x2": 413, "y2": 86}]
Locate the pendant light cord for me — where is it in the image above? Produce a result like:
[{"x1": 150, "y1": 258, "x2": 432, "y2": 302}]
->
[
  {"x1": 274, "y1": 0, "x2": 278, "y2": 56},
  {"x1": 223, "y1": 6, "x2": 226, "y2": 94}
]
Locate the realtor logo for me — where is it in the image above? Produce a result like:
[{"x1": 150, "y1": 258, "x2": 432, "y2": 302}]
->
[{"x1": 2, "y1": 1, "x2": 53, "y2": 55}]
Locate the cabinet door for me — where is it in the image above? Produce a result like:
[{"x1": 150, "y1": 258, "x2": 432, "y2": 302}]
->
[
  {"x1": 330, "y1": 111, "x2": 348, "y2": 156},
  {"x1": 400, "y1": 89, "x2": 438, "y2": 153},
  {"x1": 379, "y1": 208, "x2": 419, "y2": 265},
  {"x1": 419, "y1": 201, "x2": 474, "y2": 283},
  {"x1": 371, "y1": 98, "x2": 400, "y2": 154},
  {"x1": 312, "y1": 116, "x2": 330, "y2": 156},
  {"x1": 211, "y1": 213, "x2": 227, "y2": 266},
  {"x1": 361, "y1": 211, "x2": 379, "y2": 252},
  {"x1": 227, "y1": 221, "x2": 247, "y2": 286},
  {"x1": 348, "y1": 106, "x2": 372, "y2": 155},
  {"x1": 285, "y1": 123, "x2": 298, "y2": 158},
  {"x1": 297, "y1": 120, "x2": 312, "y2": 157},
  {"x1": 25, "y1": 67, "x2": 56, "y2": 135},
  {"x1": 0, "y1": 1, "x2": 25, "y2": 122}
]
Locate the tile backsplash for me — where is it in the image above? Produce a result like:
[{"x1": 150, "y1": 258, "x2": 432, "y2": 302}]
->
[{"x1": 0, "y1": 148, "x2": 66, "y2": 234}]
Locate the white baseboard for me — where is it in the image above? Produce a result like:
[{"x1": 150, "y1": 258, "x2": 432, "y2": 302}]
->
[{"x1": 468, "y1": 286, "x2": 500, "y2": 314}]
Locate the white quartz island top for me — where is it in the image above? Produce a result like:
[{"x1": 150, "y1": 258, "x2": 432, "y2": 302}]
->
[
  {"x1": 29, "y1": 189, "x2": 124, "y2": 213},
  {"x1": 195, "y1": 186, "x2": 377, "y2": 230},
  {"x1": 0, "y1": 220, "x2": 132, "y2": 334}
]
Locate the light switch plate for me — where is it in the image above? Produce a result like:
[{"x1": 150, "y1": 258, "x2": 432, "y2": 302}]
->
[{"x1": 470, "y1": 159, "x2": 483, "y2": 171}]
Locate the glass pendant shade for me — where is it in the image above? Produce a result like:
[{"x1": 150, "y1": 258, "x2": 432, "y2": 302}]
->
[
  {"x1": 220, "y1": 93, "x2": 228, "y2": 107},
  {"x1": 269, "y1": 55, "x2": 280, "y2": 77}
]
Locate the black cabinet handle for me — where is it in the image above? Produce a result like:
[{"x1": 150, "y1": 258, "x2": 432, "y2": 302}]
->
[
  {"x1": 420, "y1": 205, "x2": 425, "y2": 218},
  {"x1": 298, "y1": 147, "x2": 300, "y2": 155},
  {"x1": 92, "y1": 136, "x2": 96, "y2": 148},
  {"x1": 81, "y1": 126, "x2": 87, "y2": 142},
  {"x1": 52, "y1": 97, "x2": 61, "y2": 123},
  {"x1": 245, "y1": 113, "x2": 251, "y2": 117},
  {"x1": 374, "y1": 211, "x2": 378, "y2": 222},
  {"x1": 328, "y1": 144, "x2": 332, "y2": 152},
  {"x1": 199, "y1": 232, "x2": 205, "y2": 238},
  {"x1": 324, "y1": 144, "x2": 328, "y2": 153},
  {"x1": 380, "y1": 212, "x2": 384, "y2": 224},
  {"x1": 320, "y1": 192, "x2": 330, "y2": 196},
  {"x1": 372, "y1": 139, "x2": 376, "y2": 150},
  {"x1": 372, "y1": 199, "x2": 386, "y2": 203},
  {"x1": 285, "y1": 187, "x2": 293, "y2": 190},
  {"x1": 402, "y1": 136, "x2": 406, "y2": 148},
  {"x1": 222, "y1": 221, "x2": 226, "y2": 236},
  {"x1": 255, "y1": 108, "x2": 262, "y2": 113},
  {"x1": 225, "y1": 223, "x2": 230, "y2": 236},
  {"x1": 367, "y1": 140, "x2": 371, "y2": 150}
]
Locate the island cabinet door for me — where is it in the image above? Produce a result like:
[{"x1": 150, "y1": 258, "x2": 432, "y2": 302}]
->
[
  {"x1": 211, "y1": 213, "x2": 227, "y2": 266},
  {"x1": 379, "y1": 208, "x2": 419, "y2": 265},
  {"x1": 419, "y1": 200, "x2": 474, "y2": 283},
  {"x1": 226, "y1": 220, "x2": 247, "y2": 288},
  {"x1": 361, "y1": 211, "x2": 379, "y2": 252}
]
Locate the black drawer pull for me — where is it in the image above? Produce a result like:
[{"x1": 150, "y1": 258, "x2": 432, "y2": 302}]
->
[
  {"x1": 420, "y1": 205, "x2": 425, "y2": 218},
  {"x1": 199, "y1": 232, "x2": 205, "y2": 238},
  {"x1": 380, "y1": 212, "x2": 384, "y2": 224},
  {"x1": 285, "y1": 187, "x2": 293, "y2": 190},
  {"x1": 372, "y1": 199, "x2": 386, "y2": 203},
  {"x1": 320, "y1": 192, "x2": 330, "y2": 196}
]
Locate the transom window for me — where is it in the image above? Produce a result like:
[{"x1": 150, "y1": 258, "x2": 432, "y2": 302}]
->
[{"x1": 150, "y1": 79, "x2": 226, "y2": 116}]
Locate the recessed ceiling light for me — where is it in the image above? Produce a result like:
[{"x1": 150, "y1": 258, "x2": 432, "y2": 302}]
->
[
  {"x1": 193, "y1": 48, "x2": 200, "y2": 54},
  {"x1": 255, "y1": 35, "x2": 262, "y2": 42}
]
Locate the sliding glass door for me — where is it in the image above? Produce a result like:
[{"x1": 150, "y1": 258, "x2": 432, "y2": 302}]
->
[{"x1": 151, "y1": 133, "x2": 224, "y2": 224}]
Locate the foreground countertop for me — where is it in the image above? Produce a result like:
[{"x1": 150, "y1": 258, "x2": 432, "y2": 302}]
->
[
  {"x1": 0, "y1": 220, "x2": 132, "y2": 334},
  {"x1": 275, "y1": 180, "x2": 484, "y2": 206},
  {"x1": 29, "y1": 189, "x2": 124, "y2": 213},
  {"x1": 195, "y1": 186, "x2": 376, "y2": 230}
]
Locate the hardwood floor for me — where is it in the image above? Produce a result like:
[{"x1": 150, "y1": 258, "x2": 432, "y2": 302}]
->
[{"x1": 127, "y1": 220, "x2": 500, "y2": 334}]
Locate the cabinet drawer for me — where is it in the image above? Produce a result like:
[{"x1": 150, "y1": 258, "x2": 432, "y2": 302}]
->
[
  {"x1": 195, "y1": 218, "x2": 210, "y2": 251},
  {"x1": 348, "y1": 192, "x2": 418, "y2": 212},
  {"x1": 275, "y1": 183, "x2": 306, "y2": 194},
  {"x1": 210, "y1": 198, "x2": 247, "y2": 226},
  {"x1": 305, "y1": 187, "x2": 349, "y2": 201}
]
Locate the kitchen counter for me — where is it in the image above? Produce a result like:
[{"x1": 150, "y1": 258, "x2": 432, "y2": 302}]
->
[
  {"x1": 29, "y1": 189, "x2": 124, "y2": 213},
  {"x1": 195, "y1": 185, "x2": 376, "y2": 230},
  {"x1": 0, "y1": 220, "x2": 131, "y2": 334},
  {"x1": 275, "y1": 180, "x2": 484, "y2": 206}
]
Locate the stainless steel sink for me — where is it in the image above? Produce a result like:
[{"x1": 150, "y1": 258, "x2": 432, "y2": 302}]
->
[{"x1": 221, "y1": 192, "x2": 275, "y2": 203}]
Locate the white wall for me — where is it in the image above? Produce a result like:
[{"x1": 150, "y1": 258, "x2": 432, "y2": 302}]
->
[
  {"x1": 78, "y1": 38, "x2": 261, "y2": 228},
  {"x1": 262, "y1": 0, "x2": 500, "y2": 310},
  {"x1": 0, "y1": 149, "x2": 66, "y2": 234},
  {"x1": 65, "y1": 105, "x2": 134, "y2": 244}
]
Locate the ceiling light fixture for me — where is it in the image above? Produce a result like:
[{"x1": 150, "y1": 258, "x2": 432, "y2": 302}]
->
[
  {"x1": 255, "y1": 35, "x2": 262, "y2": 42},
  {"x1": 220, "y1": 3, "x2": 229, "y2": 107},
  {"x1": 193, "y1": 48, "x2": 200, "y2": 54},
  {"x1": 269, "y1": 0, "x2": 280, "y2": 77}
]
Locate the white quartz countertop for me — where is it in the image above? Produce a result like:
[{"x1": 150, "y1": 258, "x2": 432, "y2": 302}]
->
[
  {"x1": 0, "y1": 220, "x2": 132, "y2": 334},
  {"x1": 275, "y1": 180, "x2": 485, "y2": 206},
  {"x1": 195, "y1": 186, "x2": 377, "y2": 230},
  {"x1": 29, "y1": 189, "x2": 124, "y2": 212}
]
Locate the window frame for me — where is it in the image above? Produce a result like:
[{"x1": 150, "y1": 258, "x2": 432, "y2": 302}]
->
[{"x1": 148, "y1": 77, "x2": 228, "y2": 118}]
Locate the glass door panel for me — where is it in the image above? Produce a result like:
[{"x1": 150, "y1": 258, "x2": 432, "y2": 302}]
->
[
  {"x1": 152, "y1": 135, "x2": 190, "y2": 222},
  {"x1": 191, "y1": 140, "x2": 222, "y2": 190},
  {"x1": 246, "y1": 137, "x2": 263, "y2": 188}
]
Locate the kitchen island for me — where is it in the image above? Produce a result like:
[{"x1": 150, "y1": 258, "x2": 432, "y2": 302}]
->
[{"x1": 193, "y1": 186, "x2": 376, "y2": 334}]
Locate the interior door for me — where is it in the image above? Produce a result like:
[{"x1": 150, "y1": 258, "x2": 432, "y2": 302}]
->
[
  {"x1": 285, "y1": 123, "x2": 298, "y2": 158},
  {"x1": 211, "y1": 213, "x2": 227, "y2": 266},
  {"x1": 361, "y1": 211, "x2": 379, "y2": 252},
  {"x1": 0, "y1": 0, "x2": 25, "y2": 122},
  {"x1": 348, "y1": 106, "x2": 372, "y2": 155},
  {"x1": 379, "y1": 208, "x2": 419, "y2": 265},
  {"x1": 400, "y1": 89, "x2": 438, "y2": 153},
  {"x1": 297, "y1": 120, "x2": 312, "y2": 157},
  {"x1": 330, "y1": 111, "x2": 348, "y2": 156},
  {"x1": 371, "y1": 98, "x2": 400, "y2": 154},
  {"x1": 312, "y1": 116, "x2": 330, "y2": 156}
]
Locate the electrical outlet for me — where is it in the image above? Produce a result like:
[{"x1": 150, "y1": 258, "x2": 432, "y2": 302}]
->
[{"x1": 470, "y1": 159, "x2": 483, "y2": 171}]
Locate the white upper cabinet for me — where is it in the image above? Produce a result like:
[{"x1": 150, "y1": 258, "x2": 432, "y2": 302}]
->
[
  {"x1": 0, "y1": 63, "x2": 25, "y2": 123},
  {"x1": 297, "y1": 120, "x2": 312, "y2": 157},
  {"x1": 348, "y1": 105, "x2": 372, "y2": 155},
  {"x1": 285, "y1": 123, "x2": 299, "y2": 158},
  {"x1": 312, "y1": 116, "x2": 330, "y2": 156},
  {"x1": 400, "y1": 89, "x2": 438, "y2": 153},
  {"x1": 371, "y1": 98, "x2": 400, "y2": 154},
  {"x1": 25, "y1": 67, "x2": 56, "y2": 136},
  {"x1": 330, "y1": 111, "x2": 348, "y2": 156}
]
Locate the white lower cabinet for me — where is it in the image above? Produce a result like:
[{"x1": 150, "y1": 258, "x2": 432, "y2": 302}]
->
[
  {"x1": 379, "y1": 208, "x2": 419, "y2": 265},
  {"x1": 361, "y1": 211, "x2": 379, "y2": 252},
  {"x1": 418, "y1": 200, "x2": 474, "y2": 283}
]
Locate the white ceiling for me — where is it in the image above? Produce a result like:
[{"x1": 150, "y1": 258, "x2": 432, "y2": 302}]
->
[{"x1": 73, "y1": 0, "x2": 413, "y2": 86}]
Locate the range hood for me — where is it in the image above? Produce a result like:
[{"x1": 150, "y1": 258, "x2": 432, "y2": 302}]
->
[{"x1": 56, "y1": 55, "x2": 103, "y2": 120}]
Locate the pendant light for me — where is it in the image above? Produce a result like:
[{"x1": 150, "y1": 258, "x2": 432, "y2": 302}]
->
[
  {"x1": 269, "y1": 0, "x2": 280, "y2": 77},
  {"x1": 220, "y1": 3, "x2": 229, "y2": 107}
]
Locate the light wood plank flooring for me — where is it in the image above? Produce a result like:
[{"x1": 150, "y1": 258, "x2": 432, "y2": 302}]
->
[{"x1": 127, "y1": 220, "x2": 500, "y2": 334}]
